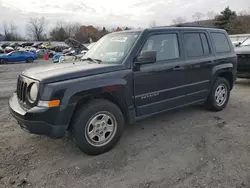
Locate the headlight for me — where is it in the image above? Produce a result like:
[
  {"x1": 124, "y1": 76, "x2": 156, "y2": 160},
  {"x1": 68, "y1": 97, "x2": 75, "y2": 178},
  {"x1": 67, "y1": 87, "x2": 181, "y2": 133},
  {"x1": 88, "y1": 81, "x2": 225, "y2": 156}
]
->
[{"x1": 29, "y1": 83, "x2": 38, "y2": 102}]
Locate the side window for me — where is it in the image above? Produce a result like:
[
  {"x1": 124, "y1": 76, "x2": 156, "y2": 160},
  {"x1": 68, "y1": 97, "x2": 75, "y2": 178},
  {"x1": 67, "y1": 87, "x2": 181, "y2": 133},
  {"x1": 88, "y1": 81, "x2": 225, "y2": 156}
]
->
[
  {"x1": 141, "y1": 33, "x2": 180, "y2": 61},
  {"x1": 200, "y1": 33, "x2": 210, "y2": 55},
  {"x1": 211, "y1": 32, "x2": 231, "y2": 53},
  {"x1": 183, "y1": 33, "x2": 203, "y2": 57}
]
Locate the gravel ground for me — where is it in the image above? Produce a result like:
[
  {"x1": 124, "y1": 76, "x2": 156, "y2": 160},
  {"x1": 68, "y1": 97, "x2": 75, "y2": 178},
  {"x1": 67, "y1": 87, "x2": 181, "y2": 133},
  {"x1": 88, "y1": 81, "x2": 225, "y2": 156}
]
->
[{"x1": 1, "y1": 60, "x2": 250, "y2": 188}]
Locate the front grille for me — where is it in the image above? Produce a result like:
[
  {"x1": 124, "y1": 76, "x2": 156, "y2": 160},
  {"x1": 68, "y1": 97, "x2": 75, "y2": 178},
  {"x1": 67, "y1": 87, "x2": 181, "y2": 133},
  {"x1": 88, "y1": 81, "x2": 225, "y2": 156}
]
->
[
  {"x1": 17, "y1": 78, "x2": 28, "y2": 102},
  {"x1": 237, "y1": 54, "x2": 250, "y2": 72}
]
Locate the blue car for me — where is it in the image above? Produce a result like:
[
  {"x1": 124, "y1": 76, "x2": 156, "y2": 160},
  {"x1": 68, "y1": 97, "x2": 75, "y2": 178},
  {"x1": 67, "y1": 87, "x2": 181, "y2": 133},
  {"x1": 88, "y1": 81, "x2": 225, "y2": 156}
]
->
[
  {"x1": 52, "y1": 53, "x2": 64, "y2": 63},
  {"x1": 52, "y1": 50, "x2": 77, "y2": 63},
  {"x1": 0, "y1": 51, "x2": 37, "y2": 64}
]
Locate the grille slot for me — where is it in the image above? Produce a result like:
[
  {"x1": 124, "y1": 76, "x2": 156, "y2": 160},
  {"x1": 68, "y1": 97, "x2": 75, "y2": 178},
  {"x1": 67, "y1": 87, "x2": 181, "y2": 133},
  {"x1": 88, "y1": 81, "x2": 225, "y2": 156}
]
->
[{"x1": 17, "y1": 78, "x2": 28, "y2": 102}]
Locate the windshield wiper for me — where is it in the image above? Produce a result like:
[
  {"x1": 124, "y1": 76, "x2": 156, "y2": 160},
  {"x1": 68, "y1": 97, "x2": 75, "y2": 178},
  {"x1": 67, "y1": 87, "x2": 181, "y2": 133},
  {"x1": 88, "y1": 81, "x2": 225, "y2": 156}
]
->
[{"x1": 81, "y1": 57, "x2": 102, "y2": 64}]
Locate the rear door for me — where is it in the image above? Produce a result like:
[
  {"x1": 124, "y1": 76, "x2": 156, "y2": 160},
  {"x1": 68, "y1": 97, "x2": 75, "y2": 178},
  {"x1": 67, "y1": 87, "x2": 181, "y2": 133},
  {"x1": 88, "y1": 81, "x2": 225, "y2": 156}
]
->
[{"x1": 180, "y1": 30, "x2": 214, "y2": 100}]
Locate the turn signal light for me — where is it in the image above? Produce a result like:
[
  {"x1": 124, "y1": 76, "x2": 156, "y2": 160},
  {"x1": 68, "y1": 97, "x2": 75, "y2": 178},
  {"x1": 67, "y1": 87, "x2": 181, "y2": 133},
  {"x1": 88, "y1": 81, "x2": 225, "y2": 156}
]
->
[
  {"x1": 38, "y1": 100, "x2": 60, "y2": 107},
  {"x1": 48, "y1": 100, "x2": 60, "y2": 107}
]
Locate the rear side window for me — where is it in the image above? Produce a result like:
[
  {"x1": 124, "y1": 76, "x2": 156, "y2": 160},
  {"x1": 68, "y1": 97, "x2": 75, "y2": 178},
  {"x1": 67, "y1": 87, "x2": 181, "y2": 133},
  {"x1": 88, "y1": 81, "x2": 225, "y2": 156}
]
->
[
  {"x1": 200, "y1": 33, "x2": 210, "y2": 55},
  {"x1": 211, "y1": 32, "x2": 231, "y2": 53},
  {"x1": 184, "y1": 33, "x2": 203, "y2": 57}
]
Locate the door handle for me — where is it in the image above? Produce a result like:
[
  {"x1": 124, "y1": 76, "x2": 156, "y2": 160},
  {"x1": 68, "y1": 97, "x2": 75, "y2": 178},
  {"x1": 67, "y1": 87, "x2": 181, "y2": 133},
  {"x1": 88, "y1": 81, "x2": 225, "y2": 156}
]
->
[{"x1": 173, "y1": 66, "x2": 184, "y2": 71}]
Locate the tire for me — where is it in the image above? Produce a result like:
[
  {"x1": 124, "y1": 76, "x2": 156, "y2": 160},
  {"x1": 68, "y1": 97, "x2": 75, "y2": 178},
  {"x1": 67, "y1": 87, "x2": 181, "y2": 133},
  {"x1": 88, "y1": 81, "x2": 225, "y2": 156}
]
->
[
  {"x1": 205, "y1": 77, "x2": 230, "y2": 111},
  {"x1": 71, "y1": 99, "x2": 124, "y2": 155},
  {"x1": 27, "y1": 57, "x2": 34, "y2": 63},
  {"x1": 0, "y1": 59, "x2": 7, "y2": 64}
]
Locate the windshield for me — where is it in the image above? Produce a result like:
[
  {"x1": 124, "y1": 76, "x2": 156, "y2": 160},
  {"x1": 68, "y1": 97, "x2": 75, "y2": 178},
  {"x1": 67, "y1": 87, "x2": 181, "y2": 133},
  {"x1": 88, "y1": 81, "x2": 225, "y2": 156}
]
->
[
  {"x1": 241, "y1": 37, "x2": 250, "y2": 46},
  {"x1": 84, "y1": 32, "x2": 140, "y2": 63}
]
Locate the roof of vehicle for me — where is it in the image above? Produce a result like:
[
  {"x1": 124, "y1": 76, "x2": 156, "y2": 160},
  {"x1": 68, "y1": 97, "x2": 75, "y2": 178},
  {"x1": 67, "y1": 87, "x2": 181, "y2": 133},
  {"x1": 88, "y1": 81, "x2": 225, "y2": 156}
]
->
[{"x1": 114, "y1": 26, "x2": 226, "y2": 34}]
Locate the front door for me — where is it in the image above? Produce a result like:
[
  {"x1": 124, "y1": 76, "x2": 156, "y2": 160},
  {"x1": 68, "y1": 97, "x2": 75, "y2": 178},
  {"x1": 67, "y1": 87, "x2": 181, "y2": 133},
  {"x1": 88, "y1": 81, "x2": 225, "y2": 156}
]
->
[{"x1": 133, "y1": 31, "x2": 210, "y2": 117}]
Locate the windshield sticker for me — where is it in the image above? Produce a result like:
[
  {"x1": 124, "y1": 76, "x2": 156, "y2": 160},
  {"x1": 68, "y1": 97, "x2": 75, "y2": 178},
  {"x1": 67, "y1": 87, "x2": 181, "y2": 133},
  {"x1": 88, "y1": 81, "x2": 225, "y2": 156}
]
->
[{"x1": 110, "y1": 37, "x2": 127, "y2": 42}]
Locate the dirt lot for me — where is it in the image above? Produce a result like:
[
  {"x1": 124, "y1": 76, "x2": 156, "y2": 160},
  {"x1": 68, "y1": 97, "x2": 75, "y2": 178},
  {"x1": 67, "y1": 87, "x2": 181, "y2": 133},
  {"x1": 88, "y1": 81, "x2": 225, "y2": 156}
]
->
[{"x1": 1, "y1": 61, "x2": 250, "y2": 188}]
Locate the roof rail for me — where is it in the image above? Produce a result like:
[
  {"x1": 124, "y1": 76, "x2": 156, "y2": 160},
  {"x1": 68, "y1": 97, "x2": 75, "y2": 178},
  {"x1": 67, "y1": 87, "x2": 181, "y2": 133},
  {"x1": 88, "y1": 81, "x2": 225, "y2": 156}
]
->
[{"x1": 153, "y1": 24, "x2": 217, "y2": 29}]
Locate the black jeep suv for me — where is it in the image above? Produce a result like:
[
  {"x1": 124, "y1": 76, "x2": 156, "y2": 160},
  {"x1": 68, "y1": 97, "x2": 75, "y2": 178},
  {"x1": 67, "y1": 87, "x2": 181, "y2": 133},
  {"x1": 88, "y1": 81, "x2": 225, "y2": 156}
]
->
[{"x1": 9, "y1": 27, "x2": 237, "y2": 155}]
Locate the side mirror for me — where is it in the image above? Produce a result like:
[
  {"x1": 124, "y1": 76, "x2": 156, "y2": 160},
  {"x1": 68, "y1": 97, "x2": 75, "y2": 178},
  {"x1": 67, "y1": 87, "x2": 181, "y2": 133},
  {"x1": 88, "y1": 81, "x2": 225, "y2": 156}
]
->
[
  {"x1": 135, "y1": 51, "x2": 157, "y2": 65},
  {"x1": 236, "y1": 42, "x2": 241, "y2": 47}
]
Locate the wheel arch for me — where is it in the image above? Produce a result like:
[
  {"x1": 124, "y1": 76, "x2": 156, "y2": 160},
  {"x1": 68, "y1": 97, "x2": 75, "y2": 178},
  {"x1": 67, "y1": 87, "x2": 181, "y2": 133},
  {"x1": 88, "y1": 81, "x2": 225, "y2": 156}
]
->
[
  {"x1": 67, "y1": 91, "x2": 129, "y2": 130},
  {"x1": 211, "y1": 63, "x2": 235, "y2": 90}
]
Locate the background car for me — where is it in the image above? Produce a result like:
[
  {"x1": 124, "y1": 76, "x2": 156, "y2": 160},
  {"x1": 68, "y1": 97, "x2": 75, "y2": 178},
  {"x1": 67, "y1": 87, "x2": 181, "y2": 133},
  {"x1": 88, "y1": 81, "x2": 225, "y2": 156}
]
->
[
  {"x1": 1, "y1": 43, "x2": 10, "y2": 48},
  {"x1": 32, "y1": 42, "x2": 43, "y2": 48},
  {"x1": 41, "y1": 43, "x2": 52, "y2": 49},
  {"x1": 25, "y1": 46, "x2": 37, "y2": 53},
  {"x1": 21, "y1": 42, "x2": 34, "y2": 47},
  {"x1": 4, "y1": 46, "x2": 14, "y2": 53},
  {"x1": 0, "y1": 47, "x2": 4, "y2": 54},
  {"x1": 0, "y1": 51, "x2": 37, "y2": 64},
  {"x1": 36, "y1": 49, "x2": 56, "y2": 58},
  {"x1": 53, "y1": 40, "x2": 95, "y2": 63},
  {"x1": 54, "y1": 50, "x2": 78, "y2": 63},
  {"x1": 235, "y1": 37, "x2": 250, "y2": 78}
]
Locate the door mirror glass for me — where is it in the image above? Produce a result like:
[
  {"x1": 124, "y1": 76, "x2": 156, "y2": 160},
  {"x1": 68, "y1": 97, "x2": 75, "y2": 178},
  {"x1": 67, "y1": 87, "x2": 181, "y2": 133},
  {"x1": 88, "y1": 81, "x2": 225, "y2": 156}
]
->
[{"x1": 136, "y1": 51, "x2": 157, "y2": 65}]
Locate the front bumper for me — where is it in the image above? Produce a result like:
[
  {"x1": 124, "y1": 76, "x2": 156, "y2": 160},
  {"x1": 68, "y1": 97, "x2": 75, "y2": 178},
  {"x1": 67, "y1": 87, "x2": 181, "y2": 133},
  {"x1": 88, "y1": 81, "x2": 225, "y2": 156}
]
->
[{"x1": 9, "y1": 93, "x2": 67, "y2": 138}]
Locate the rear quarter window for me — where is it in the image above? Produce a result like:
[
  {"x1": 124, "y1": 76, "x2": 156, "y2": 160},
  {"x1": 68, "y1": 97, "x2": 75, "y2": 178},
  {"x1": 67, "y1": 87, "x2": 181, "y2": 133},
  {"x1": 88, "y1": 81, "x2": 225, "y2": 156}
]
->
[{"x1": 211, "y1": 32, "x2": 231, "y2": 53}]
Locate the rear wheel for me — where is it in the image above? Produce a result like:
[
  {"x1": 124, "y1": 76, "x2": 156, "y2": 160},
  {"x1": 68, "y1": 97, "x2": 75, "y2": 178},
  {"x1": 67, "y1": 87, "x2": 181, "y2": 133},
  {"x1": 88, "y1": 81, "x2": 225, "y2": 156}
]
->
[
  {"x1": 71, "y1": 99, "x2": 124, "y2": 155},
  {"x1": 205, "y1": 77, "x2": 230, "y2": 111},
  {"x1": 27, "y1": 57, "x2": 34, "y2": 63},
  {"x1": 0, "y1": 59, "x2": 7, "y2": 64}
]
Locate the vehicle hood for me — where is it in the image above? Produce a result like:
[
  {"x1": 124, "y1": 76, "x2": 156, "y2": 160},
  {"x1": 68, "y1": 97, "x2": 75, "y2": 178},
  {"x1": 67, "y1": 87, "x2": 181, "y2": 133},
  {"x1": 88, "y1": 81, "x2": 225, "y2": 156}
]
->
[
  {"x1": 64, "y1": 38, "x2": 88, "y2": 51},
  {"x1": 0, "y1": 54, "x2": 7, "y2": 57},
  {"x1": 22, "y1": 61, "x2": 124, "y2": 83},
  {"x1": 235, "y1": 46, "x2": 250, "y2": 54}
]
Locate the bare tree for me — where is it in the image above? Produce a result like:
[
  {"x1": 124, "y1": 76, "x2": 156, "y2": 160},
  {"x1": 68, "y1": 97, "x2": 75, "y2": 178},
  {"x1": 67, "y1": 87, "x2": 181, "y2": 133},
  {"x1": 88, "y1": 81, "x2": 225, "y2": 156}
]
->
[
  {"x1": 149, "y1": 20, "x2": 157, "y2": 28},
  {"x1": 172, "y1": 17, "x2": 187, "y2": 25},
  {"x1": 192, "y1": 12, "x2": 205, "y2": 24},
  {"x1": 64, "y1": 22, "x2": 81, "y2": 37},
  {"x1": 27, "y1": 17, "x2": 47, "y2": 41},
  {"x1": 2, "y1": 21, "x2": 18, "y2": 41},
  {"x1": 207, "y1": 11, "x2": 216, "y2": 20}
]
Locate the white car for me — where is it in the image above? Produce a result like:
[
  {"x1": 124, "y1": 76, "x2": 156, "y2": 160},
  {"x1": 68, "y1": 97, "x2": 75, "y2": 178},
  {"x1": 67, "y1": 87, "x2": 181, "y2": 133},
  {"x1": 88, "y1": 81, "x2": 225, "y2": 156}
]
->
[{"x1": 25, "y1": 46, "x2": 37, "y2": 52}]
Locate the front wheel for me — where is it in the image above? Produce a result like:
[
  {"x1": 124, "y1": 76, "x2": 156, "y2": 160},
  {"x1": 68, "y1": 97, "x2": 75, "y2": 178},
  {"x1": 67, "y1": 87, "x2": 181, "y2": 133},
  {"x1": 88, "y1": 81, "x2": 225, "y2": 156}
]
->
[
  {"x1": 71, "y1": 99, "x2": 124, "y2": 155},
  {"x1": 27, "y1": 57, "x2": 34, "y2": 63},
  {"x1": 205, "y1": 77, "x2": 230, "y2": 111}
]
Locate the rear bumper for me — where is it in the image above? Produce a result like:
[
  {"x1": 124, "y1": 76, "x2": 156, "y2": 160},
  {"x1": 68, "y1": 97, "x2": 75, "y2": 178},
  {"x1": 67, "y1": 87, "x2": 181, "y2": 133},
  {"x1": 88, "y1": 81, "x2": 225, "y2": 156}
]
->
[{"x1": 9, "y1": 93, "x2": 67, "y2": 138}]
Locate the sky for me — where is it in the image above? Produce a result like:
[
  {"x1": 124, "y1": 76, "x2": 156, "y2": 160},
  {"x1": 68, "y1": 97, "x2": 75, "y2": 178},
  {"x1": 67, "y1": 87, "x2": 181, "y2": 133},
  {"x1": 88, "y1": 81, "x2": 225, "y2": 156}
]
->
[{"x1": 0, "y1": 0, "x2": 250, "y2": 35}]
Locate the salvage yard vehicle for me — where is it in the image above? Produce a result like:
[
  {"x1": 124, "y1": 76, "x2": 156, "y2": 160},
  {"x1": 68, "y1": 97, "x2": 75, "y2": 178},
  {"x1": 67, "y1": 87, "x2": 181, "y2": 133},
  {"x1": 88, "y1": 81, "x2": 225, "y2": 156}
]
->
[
  {"x1": 36, "y1": 49, "x2": 56, "y2": 58},
  {"x1": 0, "y1": 51, "x2": 37, "y2": 64},
  {"x1": 52, "y1": 38, "x2": 89, "y2": 63},
  {"x1": 9, "y1": 27, "x2": 237, "y2": 155},
  {"x1": 0, "y1": 47, "x2": 4, "y2": 54},
  {"x1": 59, "y1": 42, "x2": 96, "y2": 63},
  {"x1": 4, "y1": 46, "x2": 14, "y2": 53},
  {"x1": 235, "y1": 37, "x2": 250, "y2": 78}
]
